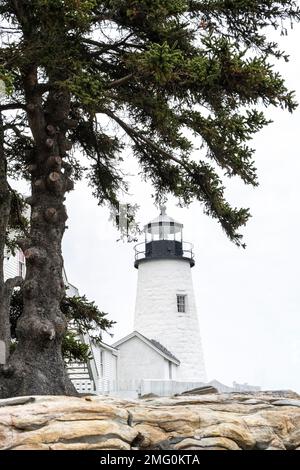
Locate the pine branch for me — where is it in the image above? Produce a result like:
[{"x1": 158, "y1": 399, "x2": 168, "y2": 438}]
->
[
  {"x1": 106, "y1": 74, "x2": 135, "y2": 89},
  {"x1": 6, "y1": 182, "x2": 30, "y2": 238},
  {"x1": 103, "y1": 108, "x2": 188, "y2": 170}
]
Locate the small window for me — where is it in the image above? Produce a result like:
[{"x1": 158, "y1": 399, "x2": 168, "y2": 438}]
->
[
  {"x1": 99, "y1": 350, "x2": 104, "y2": 377},
  {"x1": 177, "y1": 294, "x2": 186, "y2": 313},
  {"x1": 18, "y1": 250, "x2": 26, "y2": 278},
  {"x1": 18, "y1": 261, "x2": 25, "y2": 278}
]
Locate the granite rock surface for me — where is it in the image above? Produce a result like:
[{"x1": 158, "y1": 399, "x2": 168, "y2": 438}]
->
[{"x1": 0, "y1": 391, "x2": 299, "y2": 450}]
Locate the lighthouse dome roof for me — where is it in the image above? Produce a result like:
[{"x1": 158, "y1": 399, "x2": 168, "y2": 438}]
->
[{"x1": 144, "y1": 205, "x2": 183, "y2": 234}]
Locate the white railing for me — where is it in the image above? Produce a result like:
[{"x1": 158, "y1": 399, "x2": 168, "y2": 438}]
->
[{"x1": 73, "y1": 379, "x2": 94, "y2": 394}]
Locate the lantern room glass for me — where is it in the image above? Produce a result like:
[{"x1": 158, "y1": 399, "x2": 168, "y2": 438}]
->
[{"x1": 145, "y1": 221, "x2": 183, "y2": 243}]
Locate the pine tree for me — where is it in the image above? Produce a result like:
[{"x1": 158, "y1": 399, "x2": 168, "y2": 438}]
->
[{"x1": 0, "y1": 1, "x2": 299, "y2": 396}]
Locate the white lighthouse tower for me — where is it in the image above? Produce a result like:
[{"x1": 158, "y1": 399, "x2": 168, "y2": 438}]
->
[{"x1": 133, "y1": 206, "x2": 206, "y2": 382}]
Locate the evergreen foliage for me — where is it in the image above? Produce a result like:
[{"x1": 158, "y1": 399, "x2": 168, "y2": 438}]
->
[{"x1": 1, "y1": 1, "x2": 299, "y2": 246}]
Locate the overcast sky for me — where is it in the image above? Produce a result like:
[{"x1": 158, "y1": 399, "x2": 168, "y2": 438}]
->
[{"x1": 49, "y1": 28, "x2": 298, "y2": 393}]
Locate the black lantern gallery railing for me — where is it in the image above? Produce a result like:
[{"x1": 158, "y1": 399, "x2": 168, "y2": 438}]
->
[{"x1": 134, "y1": 240, "x2": 195, "y2": 268}]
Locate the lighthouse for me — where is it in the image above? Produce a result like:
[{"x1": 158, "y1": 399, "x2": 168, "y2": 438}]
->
[{"x1": 133, "y1": 206, "x2": 206, "y2": 382}]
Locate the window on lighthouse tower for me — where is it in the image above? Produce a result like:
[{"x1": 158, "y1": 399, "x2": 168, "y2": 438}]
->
[{"x1": 177, "y1": 295, "x2": 186, "y2": 313}]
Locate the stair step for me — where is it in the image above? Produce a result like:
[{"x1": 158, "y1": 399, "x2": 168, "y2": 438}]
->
[{"x1": 68, "y1": 373, "x2": 90, "y2": 378}]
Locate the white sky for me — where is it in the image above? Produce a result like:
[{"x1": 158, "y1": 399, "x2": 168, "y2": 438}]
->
[{"x1": 14, "y1": 28, "x2": 300, "y2": 393}]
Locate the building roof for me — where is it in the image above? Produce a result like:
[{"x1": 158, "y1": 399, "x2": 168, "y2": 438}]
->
[
  {"x1": 83, "y1": 333, "x2": 119, "y2": 355},
  {"x1": 98, "y1": 340, "x2": 119, "y2": 355},
  {"x1": 112, "y1": 330, "x2": 180, "y2": 365},
  {"x1": 149, "y1": 339, "x2": 180, "y2": 364}
]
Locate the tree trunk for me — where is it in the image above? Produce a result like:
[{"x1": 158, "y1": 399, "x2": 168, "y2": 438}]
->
[
  {"x1": 0, "y1": 112, "x2": 12, "y2": 364},
  {"x1": 0, "y1": 71, "x2": 76, "y2": 397}
]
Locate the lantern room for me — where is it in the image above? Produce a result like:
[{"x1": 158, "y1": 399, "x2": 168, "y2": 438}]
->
[
  {"x1": 145, "y1": 205, "x2": 183, "y2": 243},
  {"x1": 134, "y1": 206, "x2": 194, "y2": 268}
]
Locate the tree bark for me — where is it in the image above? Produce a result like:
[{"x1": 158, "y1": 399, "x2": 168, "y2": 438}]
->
[
  {"x1": 0, "y1": 112, "x2": 12, "y2": 365},
  {"x1": 0, "y1": 70, "x2": 76, "y2": 397}
]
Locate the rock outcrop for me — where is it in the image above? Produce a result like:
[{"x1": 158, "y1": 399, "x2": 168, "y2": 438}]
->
[{"x1": 0, "y1": 391, "x2": 299, "y2": 450}]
